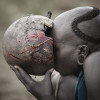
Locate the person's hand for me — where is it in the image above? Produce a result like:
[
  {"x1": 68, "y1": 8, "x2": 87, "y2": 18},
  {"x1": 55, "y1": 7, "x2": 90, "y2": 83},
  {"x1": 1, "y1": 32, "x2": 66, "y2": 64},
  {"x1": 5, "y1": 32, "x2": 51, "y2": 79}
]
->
[{"x1": 10, "y1": 65, "x2": 55, "y2": 100}]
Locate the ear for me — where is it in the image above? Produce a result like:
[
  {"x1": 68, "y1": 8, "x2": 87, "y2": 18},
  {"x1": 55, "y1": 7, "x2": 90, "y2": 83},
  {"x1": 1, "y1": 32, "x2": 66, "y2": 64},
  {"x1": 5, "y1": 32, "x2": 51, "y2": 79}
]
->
[
  {"x1": 77, "y1": 45, "x2": 89, "y2": 65},
  {"x1": 78, "y1": 45, "x2": 89, "y2": 56}
]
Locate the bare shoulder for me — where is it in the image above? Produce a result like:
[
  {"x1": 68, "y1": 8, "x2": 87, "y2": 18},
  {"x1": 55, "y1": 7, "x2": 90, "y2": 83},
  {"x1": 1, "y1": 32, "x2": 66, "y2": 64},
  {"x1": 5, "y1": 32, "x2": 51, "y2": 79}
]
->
[
  {"x1": 84, "y1": 51, "x2": 100, "y2": 65},
  {"x1": 83, "y1": 51, "x2": 100, "y2": 100},
  {"x1": 52, "y1": 72, "x2": 77, "y2": 100},
  {"x1": 58, "y1": 75, "x2": 77, "y2": 100}
]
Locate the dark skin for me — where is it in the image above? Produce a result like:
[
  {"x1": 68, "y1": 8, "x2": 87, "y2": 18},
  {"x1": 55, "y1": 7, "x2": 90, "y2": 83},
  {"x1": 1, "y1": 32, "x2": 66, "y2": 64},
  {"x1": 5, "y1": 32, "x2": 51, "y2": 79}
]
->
[
  {"x1": 10, "y1": 52, "x2": 100, "y2": 100},
  {"x1": 10, "y1": 65, "x2": 77, "y2": 100},
  {"x1": 10, "y1": 65, "x2": 55, "y2": 100},
  {"x1": 51, "y1": 72, "x2": 77, "y2": 100},
  {"x1": 10, "y1": 7, "x2": 100, "y2": 100}
]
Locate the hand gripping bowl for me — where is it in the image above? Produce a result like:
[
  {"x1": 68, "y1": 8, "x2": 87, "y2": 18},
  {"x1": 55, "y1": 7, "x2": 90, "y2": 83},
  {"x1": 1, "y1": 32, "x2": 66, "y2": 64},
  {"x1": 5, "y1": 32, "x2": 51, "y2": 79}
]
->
[{"x1": 2, "y1": 15, "x2": 54, "y2": 75}]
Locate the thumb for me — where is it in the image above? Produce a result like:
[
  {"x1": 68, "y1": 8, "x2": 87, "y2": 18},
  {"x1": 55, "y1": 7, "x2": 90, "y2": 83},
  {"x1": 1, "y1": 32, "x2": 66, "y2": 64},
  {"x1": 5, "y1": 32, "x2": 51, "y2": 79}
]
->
[{"x1": 44, "y1": 68, "x2": 54, "y2": 81}]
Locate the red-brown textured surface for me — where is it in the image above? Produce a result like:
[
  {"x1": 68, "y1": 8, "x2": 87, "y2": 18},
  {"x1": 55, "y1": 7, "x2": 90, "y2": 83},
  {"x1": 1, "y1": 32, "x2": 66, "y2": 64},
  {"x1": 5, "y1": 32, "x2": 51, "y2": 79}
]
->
[{"x1": 3, "y1": 15, "x2": 54, "y2": 75}]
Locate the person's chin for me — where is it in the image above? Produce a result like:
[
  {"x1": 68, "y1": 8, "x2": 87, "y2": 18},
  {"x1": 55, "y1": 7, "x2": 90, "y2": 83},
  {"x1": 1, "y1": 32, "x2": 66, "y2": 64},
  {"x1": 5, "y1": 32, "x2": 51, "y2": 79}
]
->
[
  {"x1": 59, "y1": 72, "x2": 68, "y2": 76},
  {"x1": 54, "y1": 68, "x2": 67, "y2": 76}
]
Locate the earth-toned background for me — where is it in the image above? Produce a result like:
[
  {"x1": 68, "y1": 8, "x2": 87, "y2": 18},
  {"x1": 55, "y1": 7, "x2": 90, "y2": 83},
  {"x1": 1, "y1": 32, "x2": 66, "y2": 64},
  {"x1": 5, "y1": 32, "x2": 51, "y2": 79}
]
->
[{"x1": 0, "y1": 0, "x2": 100, "y2": 100}]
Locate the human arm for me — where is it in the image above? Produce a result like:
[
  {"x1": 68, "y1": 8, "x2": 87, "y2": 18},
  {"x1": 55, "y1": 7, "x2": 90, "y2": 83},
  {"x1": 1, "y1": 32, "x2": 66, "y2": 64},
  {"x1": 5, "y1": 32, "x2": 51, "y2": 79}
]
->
[
  {"x1": 84, "y1": 52, "x2": 100, "y2": 100},
  {"x1": 52, "y1": 72, "x2": 77, "y2": 100},
  {"x1": 10, "y1": 65, "x2": 55, "y2": 100}
]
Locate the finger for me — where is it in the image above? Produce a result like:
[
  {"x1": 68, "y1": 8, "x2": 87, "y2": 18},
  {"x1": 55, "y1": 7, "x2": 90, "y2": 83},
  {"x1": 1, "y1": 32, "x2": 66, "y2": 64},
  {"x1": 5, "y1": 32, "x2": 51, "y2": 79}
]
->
[
  {"x1": 10, "y1": 65, "x2": 35, "y2": 93},
  {"x1": 14, "y1": 65, "x2": 36, "y2": 85},
  {"x1": 44, "y1": 68, "x2": 54, "y2": 81},
  {"x1": 10, "y1": 65, "x2": 27, "y2": 86}
]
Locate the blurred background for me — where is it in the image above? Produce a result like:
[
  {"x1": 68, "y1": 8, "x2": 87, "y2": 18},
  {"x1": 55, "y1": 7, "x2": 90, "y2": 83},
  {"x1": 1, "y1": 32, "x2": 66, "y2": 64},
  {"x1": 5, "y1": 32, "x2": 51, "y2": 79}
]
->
[{"x1": 0, "y1": 0, "x2": 100, "y2": 100}]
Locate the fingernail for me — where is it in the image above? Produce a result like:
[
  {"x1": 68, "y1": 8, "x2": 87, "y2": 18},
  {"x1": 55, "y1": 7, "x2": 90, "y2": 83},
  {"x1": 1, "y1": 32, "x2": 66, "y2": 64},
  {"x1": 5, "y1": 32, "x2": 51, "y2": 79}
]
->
[
  {"x1": 50, "y1": 68, "x2": 54, "y2": 73},
  {"x1": 15, "y1": 65, "x2": 19, "y2": 69}
]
